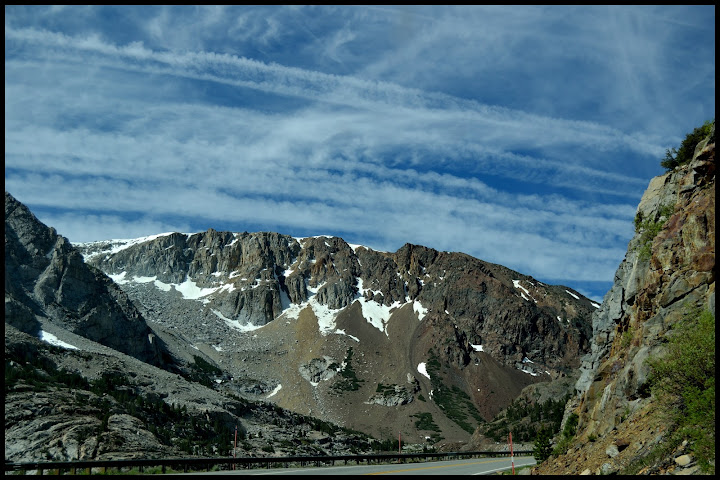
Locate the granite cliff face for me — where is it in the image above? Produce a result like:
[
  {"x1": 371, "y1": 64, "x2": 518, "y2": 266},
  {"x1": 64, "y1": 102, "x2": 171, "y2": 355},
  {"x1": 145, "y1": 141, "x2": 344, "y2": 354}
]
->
[
  {"x1": 535, "y1": 125, "x2": 715, "y2": 475},
  {"x1": 5, "y1": 192, "x2": 163, "y2": 366}
]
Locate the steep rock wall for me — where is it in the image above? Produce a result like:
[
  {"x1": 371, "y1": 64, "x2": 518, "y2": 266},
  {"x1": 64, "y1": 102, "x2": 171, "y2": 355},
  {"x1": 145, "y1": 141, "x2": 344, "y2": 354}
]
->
[{"x1": 536, "y1": 126, "x2": 715, "y2": 474}]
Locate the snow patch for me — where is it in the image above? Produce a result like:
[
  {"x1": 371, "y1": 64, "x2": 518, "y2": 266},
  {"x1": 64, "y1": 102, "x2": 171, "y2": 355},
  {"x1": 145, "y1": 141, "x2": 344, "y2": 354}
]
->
[
  {"x1": 134, "y1": 275, "x2": 157, "y2": 283},
  {"x1": 109, "y1": 271, "x2": 129, "y2": 285},
  {"x1": 39, "y1": 330, "x2": 78, "y2": 350},
  {"x1": 211, "y1": 309, "x2": 264, "y2": 332},
  {"x1": 413, "y1": 300, "x2": 428, "y2": 321},
  {"x1": 357, "y1": 296, "x2": 401, "y2": 336},
  {"x1": 154, "y1": 279, "x2": 172, "y2": 292},
  {"x1": 108, "y1": 232, "x2": 176, "y2": 256},
  {"x1": 565, "y1": 289, "x2": 580, "y2": 300},
  {"x1": 471, "y1": 344, "x2": 484, "y2": 352},
  {"x1": 266, "y1": 384, "x2": 282, "y2": 398},
  {"x1": 174, "y1": 277, "x2": 221, "y2": 299},
  {"x1": 348, "y1": 243, "x2": 364, "y2": 252},
  {"x1": 334, "y1": 329, "x2": 360, "y2": 342},
  {"x1": 513, "y1": 280, "x2": 537, "y2": 303},
  {"x1": 417, "y1": 362, "x2": 431, "y2": 380}
]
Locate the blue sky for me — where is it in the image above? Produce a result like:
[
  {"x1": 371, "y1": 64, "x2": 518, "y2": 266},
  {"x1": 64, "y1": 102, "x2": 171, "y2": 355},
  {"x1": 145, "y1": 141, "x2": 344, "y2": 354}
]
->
[{"x1": 4, "y1": 5, "x2": 715, "y2": 303}]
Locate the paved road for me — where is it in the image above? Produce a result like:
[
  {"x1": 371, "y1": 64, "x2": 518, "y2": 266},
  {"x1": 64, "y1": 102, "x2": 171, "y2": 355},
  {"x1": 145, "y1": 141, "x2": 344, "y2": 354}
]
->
[{"x1": 184, "y1": 456, "x2": 536, "y2": 475}]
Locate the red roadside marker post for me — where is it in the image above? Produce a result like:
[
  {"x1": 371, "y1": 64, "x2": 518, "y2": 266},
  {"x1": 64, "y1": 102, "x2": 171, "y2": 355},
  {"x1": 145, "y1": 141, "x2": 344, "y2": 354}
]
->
[{"x1": 509, "y1": 431, "x2": 515, "y2": 475}]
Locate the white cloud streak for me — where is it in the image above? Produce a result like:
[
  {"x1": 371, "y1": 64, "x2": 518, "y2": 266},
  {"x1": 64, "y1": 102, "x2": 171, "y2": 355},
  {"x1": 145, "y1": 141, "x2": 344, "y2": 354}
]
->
[{"x1": 4, "y1": 6, "x2": 714, "y2": 302}]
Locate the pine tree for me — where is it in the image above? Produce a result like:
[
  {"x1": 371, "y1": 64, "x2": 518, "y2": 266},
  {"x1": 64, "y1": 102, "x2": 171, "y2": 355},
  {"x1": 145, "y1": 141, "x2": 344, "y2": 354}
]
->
[{"x1": 533, "y1": 427, "x2": 553, "y2": 462}]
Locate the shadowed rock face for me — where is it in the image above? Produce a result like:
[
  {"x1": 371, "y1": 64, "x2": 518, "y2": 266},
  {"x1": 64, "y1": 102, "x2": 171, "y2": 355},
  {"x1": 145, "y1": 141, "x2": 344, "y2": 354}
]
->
[{"x1": 5, "y1": 191, "x2": 164, "y2": 366}]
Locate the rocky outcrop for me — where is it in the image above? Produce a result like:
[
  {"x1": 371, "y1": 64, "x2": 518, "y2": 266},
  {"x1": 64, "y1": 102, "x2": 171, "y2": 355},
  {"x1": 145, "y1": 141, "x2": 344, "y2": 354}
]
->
[
  {"x1": 78, "y1": 231, "x2": 596, "y2": 376},
  {"x1": 299, "y1": 356, "x2": 338, "y2": 384},
  {"x1": 4, "y1": 323, "x2": 379, "y2": 462},
  {"x1": 535, "y1": 124, "x2": 715, "y2": 474},
  {"x1": 5, "y1": 192, "x2": 164, "y2": 366},
  {"x1": 366, "y1": 384, "x2": 415, "y2": 407}
]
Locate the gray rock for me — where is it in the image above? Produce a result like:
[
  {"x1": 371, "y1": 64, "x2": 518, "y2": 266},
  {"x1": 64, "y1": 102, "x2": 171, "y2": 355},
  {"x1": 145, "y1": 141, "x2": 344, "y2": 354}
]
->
[
  {"x1": 299, "y1": 357, "x2": 338, "y2": 384},
  {"x1": 605, "y1": 443, "x2": 619, "y2": 458},
  {"x1": 366, "y1": 384, "x2": 414, "y2": 407}
]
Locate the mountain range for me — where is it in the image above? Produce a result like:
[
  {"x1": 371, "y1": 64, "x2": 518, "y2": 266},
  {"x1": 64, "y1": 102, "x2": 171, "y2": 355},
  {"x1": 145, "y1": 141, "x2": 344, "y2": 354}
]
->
[
  {"x1": 4, "y1": 119, "x2": 713, "y2": 473},
  {"x1": 5, "y1": 189, "x2": 595, "y2": 460}
]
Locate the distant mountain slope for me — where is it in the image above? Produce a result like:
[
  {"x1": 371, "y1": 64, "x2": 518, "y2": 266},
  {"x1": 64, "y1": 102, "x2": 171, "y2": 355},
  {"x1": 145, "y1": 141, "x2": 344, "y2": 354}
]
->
[
  {"x1": 74, "y1": 223, "x2": 597, "y2": 442},
  {"x1": 4, "y1": 188, "x2": 598, "y2": 459}
]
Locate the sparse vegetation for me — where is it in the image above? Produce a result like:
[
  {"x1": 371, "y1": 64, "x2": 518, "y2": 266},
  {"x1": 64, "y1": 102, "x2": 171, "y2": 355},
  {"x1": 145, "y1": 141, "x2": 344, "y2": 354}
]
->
[
  {"x1": 424, "y1": 350, "x2": 484, "y2": 434},
  {"x1": 173, "y1": 355, "x2": 226, "y2": 388},
  {"x1": 551, "y1": 412, "x2": 578, "y2": 457},
  {"x1": 330, "y1": 347, "x2": 365, "y2": 393},
  {"x1": 5, "y1": 346, "x2": 243, "y2": 457},
  {"x1": 411, "y1": 412, "x2": 441, "y2": 432},
  {"x1": 620, "y1": 325, "x2": 636, "y2": 348},
  {"x1": 633, "y1": 202, "x2": 675, "y2": 261},
  {"x1": 370, "y1": 437, "x2": 404, "y2": 452},
  {"x1": 411, "y1": 412, "x2": 444, "y2": 443},
  {"x1": 533, "y1": 427, "x2": 553, "y2": 462},
  {"x1": 646, "y1": 307, "x2": 715, "y2": 473},
  {"x1": 480, "y1": 393, "x2": 570, "y2": 443},
  {"x1": 660, "y1": 119, "x2": 714, "y2": 171}
]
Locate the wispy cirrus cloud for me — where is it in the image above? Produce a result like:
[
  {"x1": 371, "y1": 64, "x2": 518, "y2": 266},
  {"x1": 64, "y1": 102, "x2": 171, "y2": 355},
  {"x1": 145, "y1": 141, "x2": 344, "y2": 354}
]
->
[{"x1": 4, "y1": 6, "x2": 715, "y2": 302}]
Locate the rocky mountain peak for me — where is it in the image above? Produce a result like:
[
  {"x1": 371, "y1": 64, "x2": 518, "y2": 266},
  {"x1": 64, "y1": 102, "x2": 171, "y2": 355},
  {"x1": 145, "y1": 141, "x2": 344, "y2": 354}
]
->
[{"x1": 76, "y1": 228, "x2": 596, "y2": 377}]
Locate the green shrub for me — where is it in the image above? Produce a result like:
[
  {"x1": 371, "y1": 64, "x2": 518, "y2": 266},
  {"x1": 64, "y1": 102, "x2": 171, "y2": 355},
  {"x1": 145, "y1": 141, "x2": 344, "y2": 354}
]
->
[
  {"x1": 633, "y1": 202, "x2": 674, "y2": 261},
  {"x1": 647, "y1": 307, "x2": 715, "y2": 473},
  {"x1": 562, "y1": 413, "x2": 579, "y2": 438},
  {"x1": 330, "y1": 347, "x2": 364, "y2": 393},
  {"x1": 424, "y1": 349, "x2": 483, "y2": 434},
  {"x1": 661, "y1": 119, "x2": 714, "y2": 171},
  {"x1": 411, "y1": 412, "x2": 441, "y2": 432}
]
